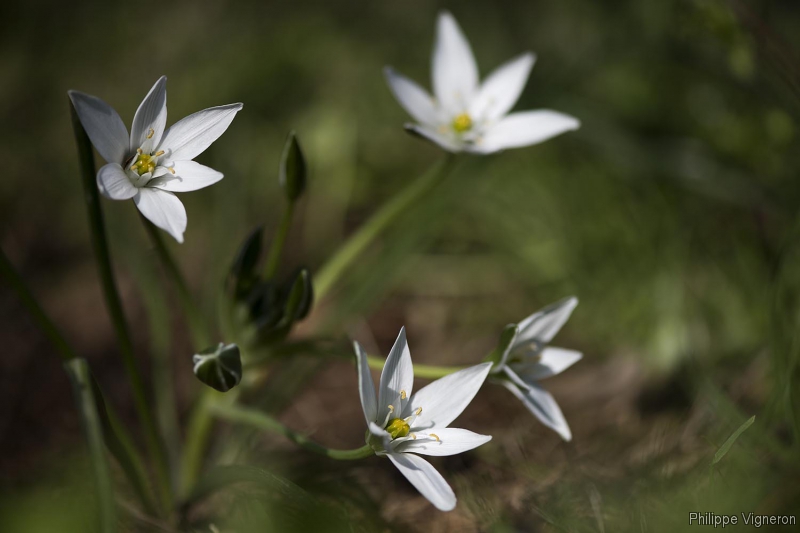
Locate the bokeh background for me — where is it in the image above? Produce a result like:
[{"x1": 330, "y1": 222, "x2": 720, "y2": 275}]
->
[{"x1": 2, "y1": 0, "x2": 800, "y2": 531}]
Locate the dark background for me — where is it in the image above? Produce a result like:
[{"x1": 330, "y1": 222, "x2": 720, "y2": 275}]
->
[{"x1": 2, "y1": 0, "x2": 800, "y2": 531}]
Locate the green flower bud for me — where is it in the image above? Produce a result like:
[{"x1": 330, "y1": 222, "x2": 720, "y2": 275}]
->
[
  {"x1": 192, "y1": 343, "x2": 242, "y2": 393},
  {"x1": 279, "y1": 131, "x2": 307, "y2": 202}
]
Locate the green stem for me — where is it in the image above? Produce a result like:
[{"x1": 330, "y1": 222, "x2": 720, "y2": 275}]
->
[
  {"x1": 264, "y1": 201, "x2": 295, "y2": 279},
  {"x1": 314, "y1": 155, "x2": 456, "y2": 301},
  {"x1": 1, "y1": 245, "x2": 159, "y2": 516},
  {"x1": 366, "y1": 355, "x2": 466, "y2": 379},
  {"x1": 0, "y1": 247, "x2": 76, "y2": 361},
  {"x1": 141, "y1": 216, "x2": 211, "y2": 349},
  {"x1": 71, "y1": 102, "x2": 173, "y2": 514},
  {"x1": 210, "y1": 403, "x2": 374, "y2": 460}
]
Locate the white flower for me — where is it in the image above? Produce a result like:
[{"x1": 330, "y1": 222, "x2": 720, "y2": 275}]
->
[
  {"x1": 354, "y1": 327, "x2": 492, "y2": 511},
  {"x1": 384, "y1": 11, "x2": 579, "y2": 154},
  {"x1": 68, "y1": 76, "x2": 242, "y2": 243},
  {"x1": 492, "y1": 297, "x2": 581, "y2": 441}
]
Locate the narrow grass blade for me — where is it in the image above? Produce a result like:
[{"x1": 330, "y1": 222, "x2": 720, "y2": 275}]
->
[{"x1": 712, "y1": 415, "x2": 756, "y2": 466}]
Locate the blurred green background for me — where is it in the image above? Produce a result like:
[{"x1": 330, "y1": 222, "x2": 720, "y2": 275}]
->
[{"x1": 2, "y1": 0, "x2": 800, "y2": 531}]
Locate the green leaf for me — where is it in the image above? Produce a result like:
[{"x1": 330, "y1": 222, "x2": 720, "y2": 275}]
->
[
  {"x1": 282, "y1": 267, "x2": 314, "y2": 322},
  {"x1": 193, "y1": 343, "x2": 243, "y2": 392},
  {"x1": 712, "y1": 415, "x2": 756, "y2": 466},
  {"x1": 484, "y1": 324, "x2": 519, "y2": 365},
  {"x1": 279, "y1": 131, "x2": 307, "y2": 202},
  {"x1": 188, "y1": 465, "x2": 316, "y2": 509},
  {"x1": 63, "y1": 358, "x2": 118, "y2": 533}
]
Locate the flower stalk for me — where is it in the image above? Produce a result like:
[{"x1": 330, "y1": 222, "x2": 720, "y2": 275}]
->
[
  {"x1": 263, "y1": 201, "x2": 295, "y2": 280},
  {"x1": 314, "y1": 154, "x2": 457, "y2": 301},
  {"x1": 210, "y1": 403, "x2": 374, "y2": 460},
  {"x1": 71, "y1": 102, "x2": 173, "y2": 514}
]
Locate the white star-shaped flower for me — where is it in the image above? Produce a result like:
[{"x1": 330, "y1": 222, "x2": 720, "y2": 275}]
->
[
  {"x1": 492, "y1": 297, "x2": 582, "y2": 441},
  {"x1": 384, "y1": 11, "x2": 580, "y2": 154},
  {"x1": 354, "y1": 327, "x2": 492, "y2": 511},
  {"x1": 69, "y1": 76, "x2": 242, "y2": 242}
]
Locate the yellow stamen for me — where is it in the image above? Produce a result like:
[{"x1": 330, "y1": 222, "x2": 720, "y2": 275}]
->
[
  {"x1": 430, "y1": 433, "x2": 440, "y2": 442},
  {"x1": 168, "y1": 167, "x2": 175, "y2": 174},
  {"x1": 415, "y1": 407, "x2": 422, "y2": 415},
  {"x1": 400, "y1": 390, "x2": 407, "y2": 400},
  {"x1": 146, "y1": 128, "x2": 154, "y2": 139},
  {"x1": 411, "y1": 433, "x2": 417, "y2": 440},
  {"x1": 387, "y1": 404, "x2": 394, "y2": 413},
  {"x1": 452, "y1": 113, "x2": 473, "y2": 133},
  {"x1": 154, "y1": 150, "x2": 165, "y2": 157},
  {"x1": 136, "y1": 148, "x2": 143, "y2": 154}
]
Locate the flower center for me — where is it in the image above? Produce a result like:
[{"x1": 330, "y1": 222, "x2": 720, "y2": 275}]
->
[
  {"x1": 131, "y1": 153, "x2": 156, "y2": 176},
  {"x1": 385, "y1": 418, "x2": 410, "y2": 439},
  {"x1": 452, "y1": 113, "x2": 473, "y2": 133}
]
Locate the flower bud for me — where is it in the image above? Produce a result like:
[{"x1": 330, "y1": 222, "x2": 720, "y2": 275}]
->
[
  {"x1": 279, "y1": 131, "x2": 307, "y2": 203},
  {"x1": 192, "y1": 343, "x2": 242, "y2": 392}
]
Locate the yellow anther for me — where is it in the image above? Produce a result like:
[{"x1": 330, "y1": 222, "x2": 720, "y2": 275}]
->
[
  {"x1": 387, "y1": 405, "x2": 394, "y2": 413},
  {"x1": 430, "y1": 433, "x2": 440, "y2": 442},
  {"x1": 136, "y1": 148, "x2": 143, "y2": 154},
  {"x1": 168, "y1": 167, "x2": 175, "y2": 174},
  {"x1": 415, "y1": 407, "x2": 422, "y2": 415},
  {"x1": 154, "y1": 150, "x2": 165, "y2": 157},
  {"x1": 385, "y1": 418, "x2": 410, "y2": 439},
  {"x1": 400, "y1": 390, "x2": 407, "y2": 400},
  {"x1": 146, "y1": 128, "x2": 155, "y2": 139},
  {"x1": 452, "y1": 113, "x2": 473, "y2": 133},
  {"x1": 411, "y1": 433, "x2": 417, "y2": 440}
]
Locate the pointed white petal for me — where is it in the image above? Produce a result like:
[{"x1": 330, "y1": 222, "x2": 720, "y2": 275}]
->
[
  {"x1": 158, "y1": 103, "x2": 243, "y2": 161},
  {"x1": 384, "y1": 67, "x2": 438, "y2": 126},
  {"x1": 517, "y1": 296, "x2": 578, "y2": 345},
  {"x1": 473, "y1": 110, "x2": 580, "y2": 154},
  {"x1": 515, "y1": 347, "x2": 583, "y2": 381},
  {"x1": 68, "y1": 90, "x2": 129, "y2": 164},
  {"x1": 149, "y1": 160, "x2": 223, "y2": 192},
  {"x1": 432, "y1": 11, "x2": 479, "y2": 113},
  {"x1": 404, "y1": 123, "x2": 462, "y2": 152},
  {"x1": 404, "y1": 363, "x2": 491, "y2": 429},
  {"x1": 470, "y1": 53, "x2": 536, "y2": 122},
  {"x1": 377, "y1": 327, "x2": 414, "y2": 421},
  {"x1": 387, "y1": 453, "x2": 456, "y2": 511},
  {"x1": 354, "y1": 341, "x2": 378, "y2": 425},
  {"x1": 130, "y1": 76, "x2": 168, "y2": 153},
  {"x1": 96, "y1": 163, "x2": 137, "y2": 200},
  {"x1": 396, "y1": 428, "x2": 491, "y2": 457},
  {"x1": 501, "y1": 369, "x2": 572, "y2": 441},
  {"x1": 134, "y1": 188, "x2": 187, "y2": 243}
]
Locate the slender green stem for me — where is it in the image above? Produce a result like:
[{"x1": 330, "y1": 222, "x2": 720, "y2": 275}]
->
[
  {"x1": 210, "y1": 403, "x2": 374, "y2": 460},
  {"x1": 264, "y1": 201, "x2": 295, "y2": 279},
  {"x1": 141, "y1": 216, "x2": 211, "y2": 349},
  {"x1": 71, "y1": 102, "x2": 172, "y2": 514},
  {"x1": 0, "y1": 247, "x2": 76, "y2": 361},
  {"x1": 64, "y1": 359, "x2": 119, "y2": 533},
  {"x1": 314, "y1": 155, "x2": 456, "y2": 301},
  {"x1": 1, "y1": 245, "x2": 159, "y2": 515},
  {"x1": 366, "y1": 355, "x2": 466, "y2": 379}
]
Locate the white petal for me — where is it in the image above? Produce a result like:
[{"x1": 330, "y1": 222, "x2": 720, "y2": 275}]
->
[
  {"x1": 149, "y1": 160, "x2": 223, "y2": 192},
  {"x1": 354, "y1": 341, "x2": 378, "y2": 425},
  {"x1": 96, "y1": 163, "x2": 137, "y2": 200},
  {"x1": 387, "y1": 453, "x2": 456, "y2": 511},
  {"x1": 158, "y1": 103, "x2": 243, "y2": 161},
  {"x1": 517, "y1": 296, "x2": 578, "y2": 345},
  {"x1": 500, "y1": 370, "x2": 572, "y2": 441},
  {"x1": 384, "y1": 67, "x2": 438, "y2": 126},
  {"x1": 404, "y1": 363, "x2": 492, "y2": 429},
  {"x1": 473, "y1": 110, "x2": 580, "y2": 154},
  {"x1": 377, "y1": 327, "x2": 414, "y2": 421},
  {"x1": 470, "y1": 53, "x2": 536, "y2": 122},
  {"x1": 432, "y1": 11, "x2": 479, "y2": 113},
  {"x1": 404, "y1": 123, "x2": 462, "y2": 153},
  {"x1": 515, "y1": 347, "x2": 583, "y2": 381},
  {"x1": 68, "y1": 90, "x2": 129, "y2": 164},
  {"x1": 130, "y1": 76, "x2": 168, "y2": 153},
  {"x1": 134, "y1": 188, "x2": 187, "y2": 243},
  {"x1": 396, "y1": 428, "x2": 491, "y2": 457}
]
